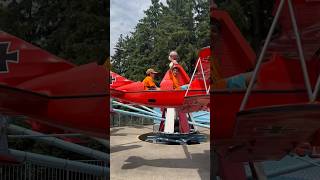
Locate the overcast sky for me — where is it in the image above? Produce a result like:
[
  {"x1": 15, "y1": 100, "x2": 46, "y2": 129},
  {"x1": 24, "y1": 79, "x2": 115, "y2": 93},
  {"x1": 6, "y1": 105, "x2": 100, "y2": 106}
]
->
[{"x1": 110, "y1": 0, "x2": 166, "y2": 56}]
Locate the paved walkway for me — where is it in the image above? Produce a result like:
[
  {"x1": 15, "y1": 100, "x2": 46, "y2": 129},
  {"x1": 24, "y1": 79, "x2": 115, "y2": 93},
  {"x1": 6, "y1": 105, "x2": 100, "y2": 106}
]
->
[{"x1": 110, "y1": 126, "x2": 210, "y2": 180}]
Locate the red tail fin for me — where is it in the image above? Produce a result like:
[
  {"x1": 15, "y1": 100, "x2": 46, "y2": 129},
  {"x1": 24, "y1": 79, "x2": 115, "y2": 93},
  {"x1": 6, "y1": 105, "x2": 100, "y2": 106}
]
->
[
  {"x1": 191, "y1": 47, "x2": 211, "y2": 89},
  {"x1": 160, "y1": 64, "x2": 190, "y2": 90},
  {"x1": 110, "y1": 71, "x2": 134, "y2": 89},
  {"x1": 211, "y1": 10, "x2": 256, "y2": 77}
]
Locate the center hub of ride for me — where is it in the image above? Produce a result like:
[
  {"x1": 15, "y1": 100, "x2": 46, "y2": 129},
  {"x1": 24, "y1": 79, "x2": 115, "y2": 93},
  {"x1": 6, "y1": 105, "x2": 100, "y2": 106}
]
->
[{"x1": 138, "y1": 108, "x2": 208, "y2": 145}]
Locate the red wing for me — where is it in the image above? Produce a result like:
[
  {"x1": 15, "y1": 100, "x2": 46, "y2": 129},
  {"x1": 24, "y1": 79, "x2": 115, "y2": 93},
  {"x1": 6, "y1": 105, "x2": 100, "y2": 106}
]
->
[
  {"x1": 0, "y1": 32, "x2": 108, "y2": 138},
  {"x1": 0, "y1": 31, "x2": 74, "y2": 86},
  {"x1": 110, "y1": 88, "x2": 125, "y2": 97}
]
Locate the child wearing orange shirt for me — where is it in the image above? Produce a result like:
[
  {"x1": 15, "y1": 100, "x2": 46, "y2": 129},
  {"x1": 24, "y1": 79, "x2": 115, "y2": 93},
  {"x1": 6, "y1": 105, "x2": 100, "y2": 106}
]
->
[{"x1": 169, "y1": 67, "x2": 181, "y2": 90}]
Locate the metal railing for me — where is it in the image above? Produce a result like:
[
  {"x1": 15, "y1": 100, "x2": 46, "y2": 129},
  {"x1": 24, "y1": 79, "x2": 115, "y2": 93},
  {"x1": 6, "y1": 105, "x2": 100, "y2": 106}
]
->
[
  {"x1": 0, "y1": 160, "x2": 108, "y2": 180},
  {"x1": 110, "y1": 113, "x2": 154, "y2": 127}
]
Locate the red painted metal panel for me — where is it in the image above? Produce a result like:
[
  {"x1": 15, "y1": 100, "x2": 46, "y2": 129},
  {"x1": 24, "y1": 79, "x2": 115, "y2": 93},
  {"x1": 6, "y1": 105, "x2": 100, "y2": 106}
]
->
[
  {"x1": 211, "y1": 10, "x2": 256, "y2": 77},
  {"x1": 178, "y1": 112, "x2": 190, "y2": 133},
  {"x1": 269, "y1": 0, "x2": 320, "y2": 59},
  {"x1": 257, "y1": 55, "x2": 320, "y2": 90}
]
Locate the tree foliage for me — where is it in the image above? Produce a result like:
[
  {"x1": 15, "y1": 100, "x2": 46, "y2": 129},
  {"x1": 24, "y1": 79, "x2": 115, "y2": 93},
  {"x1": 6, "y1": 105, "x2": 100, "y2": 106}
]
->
[
  {"x1": 0, "y1": 0, "x2": 109, "y2": 65},
  {"x1": 111, "y1": 0, "x2": 210, "y2": 82}
]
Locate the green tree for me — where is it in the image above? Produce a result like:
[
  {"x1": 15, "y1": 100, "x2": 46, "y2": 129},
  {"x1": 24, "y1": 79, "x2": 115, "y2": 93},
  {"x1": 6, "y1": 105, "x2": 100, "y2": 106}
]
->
[
  {"x1": 112, "y1": 0, "x2": 210, "y2": 82},
  {"x1": 0, "y1": 0, "x2": 109, "y2": 65},
  {"x1": 111, "y1": 34, "x2": 128, "y2": 75}
]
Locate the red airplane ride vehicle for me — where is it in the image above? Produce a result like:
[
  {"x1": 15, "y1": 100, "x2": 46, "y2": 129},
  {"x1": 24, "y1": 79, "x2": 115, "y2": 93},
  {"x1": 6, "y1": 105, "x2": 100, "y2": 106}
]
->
[{"x1": 110, "y1": 47, "x2": 211, "y2": 113}]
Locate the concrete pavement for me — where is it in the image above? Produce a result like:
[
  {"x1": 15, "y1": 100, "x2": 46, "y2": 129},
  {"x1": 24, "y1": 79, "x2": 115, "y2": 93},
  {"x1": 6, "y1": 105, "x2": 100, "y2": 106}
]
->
[{"x1": 110, "y1": 126, "x2": 210, "y2": 180}]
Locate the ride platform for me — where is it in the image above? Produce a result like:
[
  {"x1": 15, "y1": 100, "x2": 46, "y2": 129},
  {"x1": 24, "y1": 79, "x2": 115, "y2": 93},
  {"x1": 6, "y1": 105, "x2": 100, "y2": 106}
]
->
[{"x1": 110, "y1": 125, "x2": 210, "y2": 180}]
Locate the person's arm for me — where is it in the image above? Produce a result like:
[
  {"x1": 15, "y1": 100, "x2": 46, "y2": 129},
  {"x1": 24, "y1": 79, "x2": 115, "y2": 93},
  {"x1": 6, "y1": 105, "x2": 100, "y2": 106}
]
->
[{"x1": 168, "y1": 56, "x2": 178, "y2": 66}]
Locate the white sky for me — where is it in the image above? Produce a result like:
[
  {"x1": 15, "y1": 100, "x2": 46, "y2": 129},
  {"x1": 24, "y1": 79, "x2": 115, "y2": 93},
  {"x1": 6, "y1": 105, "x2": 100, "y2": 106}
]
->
[{"x1": 110, "y1": 0, "x2": 166, "y2": 56}]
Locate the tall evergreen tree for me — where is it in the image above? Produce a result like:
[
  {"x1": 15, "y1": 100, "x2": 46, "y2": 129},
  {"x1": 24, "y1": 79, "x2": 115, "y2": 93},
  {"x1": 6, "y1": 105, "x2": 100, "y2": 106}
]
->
[{"x1": 112, "y1": 0, "x2": 210, "y2": 82}]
